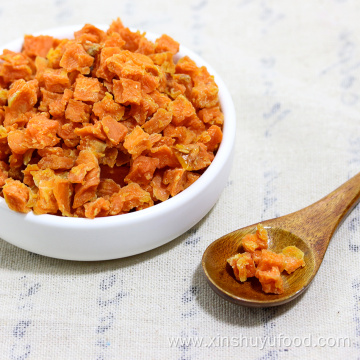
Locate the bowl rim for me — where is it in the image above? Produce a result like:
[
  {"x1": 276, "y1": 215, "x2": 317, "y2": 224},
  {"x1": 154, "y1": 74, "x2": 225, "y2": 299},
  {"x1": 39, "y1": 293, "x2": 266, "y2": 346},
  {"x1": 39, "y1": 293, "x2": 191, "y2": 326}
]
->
[{"x1": 0, "y1": 24, "x2": 236, "y2": 229}]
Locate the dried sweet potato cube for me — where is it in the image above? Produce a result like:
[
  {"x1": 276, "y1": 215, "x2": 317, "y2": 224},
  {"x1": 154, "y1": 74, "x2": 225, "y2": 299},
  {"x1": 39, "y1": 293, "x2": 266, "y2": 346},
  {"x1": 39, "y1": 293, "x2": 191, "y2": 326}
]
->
[
  {"x1": 65, "y1": 99, "x2": 91, "y2": 123},
  {"x1": 43, "y1": 68, "x2": 71, "y2": 93},
  {"x1": 155, "y1": 34, "x2": 179, "y2": 55},
  {"x1": 173, "y1": 143, "x2": 212, "y2": 171},
  {"x1": 74, "y1": 24, "x2": 106, "y2": 44},
  {"x1": 93, "y1": 92, "x2": 125, "y2": 121},
  {"x1": 33, "y1": 179, "x2": 58, "y2": 215},
  {"x1": 53, "y1": 177, "x2": 73, "y2": 216},
  {"x1": 113, "y1": 78, "x2": 142, "y2": 105},
  {"x1": 241, "y1": 224, "x2": 269, "y2": 252},
  {"x1": 256, "y1": 224, "x2": 269, "y2": 245},
  {"x1": 104, "y1": 32, "x2": 126, "y2": 48},
  {"x1": 107, "y1": 18, "x2": 125, "y2": 34},
  {"x1": 168, "y1": 94, "x2": 195, "y2": 126},
  {"x1": 73, "y1": 165, "x2": 100, "y2": 209},
  {"x1": 84, "y1": 197, "x2": 110, "y2": 218},
  {"x1": 163, "y1": 124, "x2": 196, "y2": 145},
  {"x1": 198, "y1": 106, "x2": 224, "y2": 125},
  {"x1": 191, "y1": 66, "x2": 219, "y2": 109},
  {"x1": 39, "y1": 88, "x2": 62, "y2": 112},
  {"x1": 49, "y1": 89, "x2": 73, "y2": 117},
  {"x1": 175, "y1": 56, "x2": 198, "y2": 76},
  {"x1": 59, "y1": 41, "x2": 94, "y2": 74},
  {"x1": 150, "y1": 52, "x2": 175, "y2": 74},
  {"x1": 129, "y1": 93, "x2": 159, "y2": 125},
  {"x1": 142, "y1": 108, "x2": 172, "y2": 134},
  {"x1": 96, "y1": 47, "x2": 122, "y2": 81},
  {"x1": 55, "y1": 117, "x2": 81, "y2": 148},
  {"x1": 23, "y1": 35, "x2": 54, "y2": 58},
  {"x1": 4, "y1": 79, "x2": 38, "y2": 127},
  {"x1": 163, "y1": 168, "x2": 187, "y2": 196},
  {"x1": 97, "y1": 178, "x2": 121, "y2": 198},
  {"x1": 227, "y1": 252, "x2": 256, "y2": 282},
  {"x1": 136, "y1": 36, "x2": 155, "y2": 55},
  {"x1": 118, "y1": 28, "x2": 143, "y2": 52},
  {"x1": 251, "y1": 250, "x2": 262, "y2": 266},
  {"x1": 255, "y1": 266, "x2": 284, "y2": 295},
  {"x1": 125, "y1": 156, "x2": 159, "y2": 186},
  {"x1": 150, "y1": 171, "x2": 170, "y2": 201},
  {"x1": 74, "y1": 122, "x2": 106, "y2": 141},
  {"x1": 282, "y1": 246, "x2": 305, "y2": 274},
  {"x1": 74, "y1": 75, "x2": 103, "y2": 103},
  {"x1": 121, "y1": 63, "x2": 145, "y2": 82},
  {"x1": 123, "y1": 125, "x2": 151, "y2": 158},
  {"x1": 3, "y1": 178, "x2": 31, "y2": 213},
  {"x1": 69, "y1": 150, "x2": 98, "y2": 184},
  {"x1": 199, "y1": 125, "x2": 223, "y2": 152},
  {"x1": 109, "y1": 182, "x2": 152, "y2": 215},
  {"x1": 148, "y1": 90, "x2": 171, "y2": 109},
  {"x1": 27, "y1": 115, "x2": 60, "y2": 147},
  {"x1": 38, "y1": 155, "x2": 75, "y2": 170},
  {"x1": 101, "y1": 115, "x2": 128, "y2": 145},
  {"x1": 0, "y1": 50, "x2": 33, "y2": 84},
  {"x1": 149, "y1": 145, "x2": 179, "y2": 168},
  {"x1": 257, "y1": 249, "x2": 285, "y2": 273}
]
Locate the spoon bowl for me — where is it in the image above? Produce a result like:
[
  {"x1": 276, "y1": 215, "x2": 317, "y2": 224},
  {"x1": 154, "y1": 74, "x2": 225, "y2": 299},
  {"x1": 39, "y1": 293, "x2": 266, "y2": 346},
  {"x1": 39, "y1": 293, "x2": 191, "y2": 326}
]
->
[
  {"x1": 202, "y1": 172, "x2": 360, "y2": 307},
  {"x1": 203, "y1": 225, "x2": 316, "y2": 307}
]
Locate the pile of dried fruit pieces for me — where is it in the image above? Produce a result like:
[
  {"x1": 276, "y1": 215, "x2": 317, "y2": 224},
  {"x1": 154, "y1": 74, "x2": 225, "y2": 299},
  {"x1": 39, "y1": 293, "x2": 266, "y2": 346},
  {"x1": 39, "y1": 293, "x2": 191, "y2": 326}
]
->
[
  {"x1": 227, "y1": 225, "x2": 305, "y2": 294},
  {"x1": 0, "y1": 18, "x2": 223, "y2": 218}
]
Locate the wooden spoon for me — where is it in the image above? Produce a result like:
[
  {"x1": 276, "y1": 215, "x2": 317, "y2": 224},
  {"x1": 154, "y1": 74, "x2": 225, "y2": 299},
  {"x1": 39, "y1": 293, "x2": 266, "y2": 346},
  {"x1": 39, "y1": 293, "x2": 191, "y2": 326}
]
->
[{"x1": 202, "y1": 172, "x2": 360, "y2": 307}]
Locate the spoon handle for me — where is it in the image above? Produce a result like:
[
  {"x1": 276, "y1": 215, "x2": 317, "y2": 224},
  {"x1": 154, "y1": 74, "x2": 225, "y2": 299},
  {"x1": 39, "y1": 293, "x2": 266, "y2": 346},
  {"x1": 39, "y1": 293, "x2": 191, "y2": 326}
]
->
[{"x1": 274, "y1": 172, "x2": 360, "y2": 256}]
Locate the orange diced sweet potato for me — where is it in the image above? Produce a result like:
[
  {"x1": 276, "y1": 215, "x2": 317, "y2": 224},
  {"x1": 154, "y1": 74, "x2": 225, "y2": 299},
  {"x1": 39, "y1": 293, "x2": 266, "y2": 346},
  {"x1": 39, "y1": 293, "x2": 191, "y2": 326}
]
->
[
  {"x1": 65, "y1": 99, "x2": 92, "y2": 123},
  {"x1": 169, "y1": 94, "x2": 195, "y2": 126},
  {"x1": 97, "y1": 178, "x2": 121, "y2": 198},
  {"x1": 113, "y1": 78, "x2": 142, "y2": 105},
  {"x1": 241, "y1": 224, "x2": 269, "y2": 252},
  {"x1": 3, "y1": 178, "x2": 31, "y2": 213},
  {"x1": 257, "y1": 249, "x2": 285, "y2": 273},
  {"x1": 59, "y1": 41, "x2": 94, "y2": 74},
  {"x1": 227, "y1": 252, "x2": 256, "y2": 282},
  {"x1": 142, "y1": 108, "x2": 172, "y2": 134},
  {"x1": 43, "y1": 68, "x2": 70, "y2": 93},
  {"x1": 173, "y1": 143, "x2": 212, "y2": 171},
  {"x1": 53, "y1": 177, "x2": 73, "y2": 216},
  {"x1": 92, "y1": 92, "x2": 124, "y2": 120},
  {"x1": 155, "y1": 34, "x2": 179, "y2": 55},
  {"x1": 74, "y1": 75, "x2": 103, "y2": 103},
  {"x1": 150, "y1": 171, "x2": 170, "y2": 201},
  {"x1": 163, "y1": 168, "x2": 187, "y2": 196},
  {"x1": 23, "y1": 35, "x2": 54, "y2": 58},
  {"x1": 38, "y1": 155, "x2": 74, "y2": 170},
  {"x1": 109, "y1": 182, "x2": 152, "y2": 215},
  {"x1": 125, "y1": 156, "x2": 159, "y2": 186},
  {"x1": 101, "y1": 115, "x2": 128, "y2": 145},
  {"x1": 123, "y1": 125, "x2": 151, "y2": 158},
  {"x1": 84, "y1": 197, "x2": 110, "y2": 218},
  {"x1": 282, "y1": 246, "x2": 305, "y2": 274},
  {"x1": 255, "y1": 266, "x2": 284, "y2": 294},
  {"x1": 198, "y1": 106, "x2": 224, "y2": 125}
]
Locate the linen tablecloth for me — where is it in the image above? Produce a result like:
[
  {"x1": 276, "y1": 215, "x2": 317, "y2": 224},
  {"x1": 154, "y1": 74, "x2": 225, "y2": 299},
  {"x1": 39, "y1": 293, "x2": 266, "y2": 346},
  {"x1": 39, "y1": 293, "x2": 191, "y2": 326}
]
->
[{"x1": 0, "y1": 0, "x2": 359, "y2": 358}]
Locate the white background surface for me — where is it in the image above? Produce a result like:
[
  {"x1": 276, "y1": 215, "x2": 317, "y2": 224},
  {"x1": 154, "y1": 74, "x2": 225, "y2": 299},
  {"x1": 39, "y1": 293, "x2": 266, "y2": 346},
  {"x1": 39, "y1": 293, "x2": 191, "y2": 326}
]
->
[{"x1": 0, "y1": 0, "x2": 359, "y2": 359}]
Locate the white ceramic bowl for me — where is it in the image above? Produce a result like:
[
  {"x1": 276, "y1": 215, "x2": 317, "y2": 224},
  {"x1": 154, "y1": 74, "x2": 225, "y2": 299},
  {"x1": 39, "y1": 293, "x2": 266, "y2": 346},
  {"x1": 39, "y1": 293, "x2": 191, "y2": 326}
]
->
[{"x1": 0, "y1": 25, "x2": 236, "y2": 261}]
